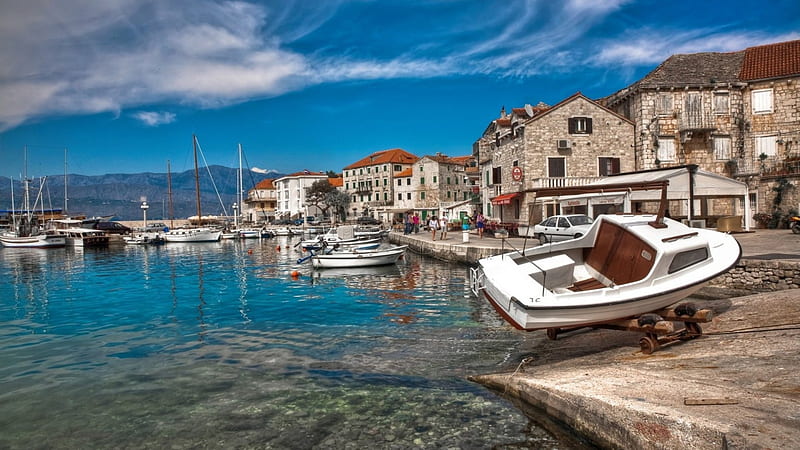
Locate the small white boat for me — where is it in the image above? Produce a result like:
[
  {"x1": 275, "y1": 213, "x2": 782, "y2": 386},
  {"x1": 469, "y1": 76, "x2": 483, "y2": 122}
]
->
[
  {"x1": 163, "y1": 227, "x2": 222, "y2": 242},
  {"x1": 308, "y1": 245, "x2": 407, "y2": 269},
  {"x1": 471, "y1": 214, "x2": 741, "y2": 331},
  {"x1": 54, "y1": 227, "x2": 110, "y2": 247},
  {"x1": 0, "y1": 231, "x2": 66, "y2": 248},
  {"x1": 124, "y1": 233, "x2": 165, "y2": 245},
  {"x1": 299, "y1": 235, "x2": 381, "y2": 251}
]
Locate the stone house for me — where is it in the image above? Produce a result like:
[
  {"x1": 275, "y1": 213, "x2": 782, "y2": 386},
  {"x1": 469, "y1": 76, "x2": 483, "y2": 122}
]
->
[
  {"x1": 403, "y1": 154, "x2": 476, "y2": 223},
  {"x1": 244, "y1": 178, "x2": 277, "y2": 223},
  {"x1": 274, "y1": 170, "x2": 329, "y2": 220},
  {"x1": 474, "y1": 93, "x2": 635, "y2": 224},
  {"x1": 342, "y1": 148, "x2": 418, "y2": 221},
  {"x1": 603, "y1": 39, "x2": 800, "y2": 221}
]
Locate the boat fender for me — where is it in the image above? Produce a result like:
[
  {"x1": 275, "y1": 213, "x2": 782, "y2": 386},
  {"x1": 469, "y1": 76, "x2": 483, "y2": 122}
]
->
[
  {"x1": 674, "y1": 302, "x2": 698, "y2": 317},
  {"x1": 290, "y1": 270, "x2": 300, "y2": 278},
  {"x1": 637, "y1": 313, "x2": 663, "y2": 327}
]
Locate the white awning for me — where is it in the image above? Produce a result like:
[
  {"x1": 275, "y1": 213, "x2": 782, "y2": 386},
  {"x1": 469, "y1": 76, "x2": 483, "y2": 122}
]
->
[{"x1": 590, "y1": 167, "x2": 748, "y2": 201}]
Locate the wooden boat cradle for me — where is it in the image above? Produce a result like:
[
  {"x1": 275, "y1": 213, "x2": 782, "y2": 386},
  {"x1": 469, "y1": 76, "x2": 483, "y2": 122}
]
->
[{"x1": 544, "y1": 303, "x2": 712, "y2": 354}]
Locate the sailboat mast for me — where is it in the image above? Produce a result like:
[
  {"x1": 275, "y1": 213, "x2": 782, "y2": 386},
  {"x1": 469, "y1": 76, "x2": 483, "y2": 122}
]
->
[
  {"x1": 64, "y1": 148, "x2": 68, "y2": 215},
  {"x1": 167, "y1": 160, "x2": 174, "y2": 229},
  {"x1": 193, "y1": 135, "x2": 202, "y2": 226},
  {"x1": 238, "y1": 143, "x2": 243, "y2": 228}
]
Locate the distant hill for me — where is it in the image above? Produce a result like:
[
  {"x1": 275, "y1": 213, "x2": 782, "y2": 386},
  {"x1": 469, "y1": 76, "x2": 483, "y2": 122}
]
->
[{"x1": 0, "y1": 166, "x2": 282, "y2": 220}]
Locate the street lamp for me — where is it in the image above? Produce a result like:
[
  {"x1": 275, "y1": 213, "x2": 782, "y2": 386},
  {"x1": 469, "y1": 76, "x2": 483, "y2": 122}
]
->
[
  {"x1": 140, "y1": 201, "x2": 149, "y2": 229},
  {"x1": 233, "y1": 202, "x2": 239, "y2": 229}
]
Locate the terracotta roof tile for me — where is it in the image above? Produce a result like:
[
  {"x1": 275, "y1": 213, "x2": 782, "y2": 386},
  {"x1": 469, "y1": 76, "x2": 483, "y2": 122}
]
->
[
  {"x1": 740, "y1": 39, "x2": 800, "y2": 81},
  {"x1": 285, "y1": 169, "x2": 326, "y2": 177},
  {"x1": 253, "y1": 179, "x2": 275, "y2": 189},
  {"x1": 344, "y1": 148, "x2": 419, "y2": 170},
  {"x1": 328, "y1": 177, "x2": 343, "y2": 188},
  {"x1": 395, "y1": 168, "x2": 413, "y2": 177}
]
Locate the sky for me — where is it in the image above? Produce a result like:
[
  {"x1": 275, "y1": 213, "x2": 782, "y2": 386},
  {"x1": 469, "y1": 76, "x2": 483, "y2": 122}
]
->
[{"x1": 1, "y1": 0, "x2": 799, "y2": 178}]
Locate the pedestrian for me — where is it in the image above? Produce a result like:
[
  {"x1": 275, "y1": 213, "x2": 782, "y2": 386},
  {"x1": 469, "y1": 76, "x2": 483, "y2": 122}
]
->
[
  {"x1": 439, "y1": 215, "x2": 448, "y2": 240},
  {"x1": 476, "y1": 212, "x2": 485, "y2": 238},
  {"x1": 412, "y1": 213, "x2": 420, "y2": 234},
  {"x1": 428, "y1": 216, "x2": 438, "y2": 241},
  {"x1": 403, "y1": 213, "x2": 412, "y2": 235}
]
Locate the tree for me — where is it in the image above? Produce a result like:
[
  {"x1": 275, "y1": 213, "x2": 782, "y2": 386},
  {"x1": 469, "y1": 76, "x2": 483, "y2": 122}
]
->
[
  {"x1": 306, "y1": 179, "x2": 335, "y2": 217},
  {"x1": 325, "y1": 190, "x2": 351, "y2": 223}
]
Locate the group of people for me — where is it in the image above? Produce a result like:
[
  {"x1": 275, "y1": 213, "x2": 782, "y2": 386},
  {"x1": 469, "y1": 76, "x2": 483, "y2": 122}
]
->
[{"x1": 403, "y1": 211, "x2": 486, "y2": 240}]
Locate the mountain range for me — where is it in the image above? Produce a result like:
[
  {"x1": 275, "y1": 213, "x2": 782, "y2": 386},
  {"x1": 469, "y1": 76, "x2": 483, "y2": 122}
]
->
[{"x1": 0, "y1": 166, "x2": 281, "y2": 221}]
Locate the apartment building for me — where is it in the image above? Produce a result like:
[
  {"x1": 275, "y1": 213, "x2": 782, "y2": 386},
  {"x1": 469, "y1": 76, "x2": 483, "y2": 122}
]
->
[{"x1": 342, "y1": 148, "x2": 418, "y2": 221}]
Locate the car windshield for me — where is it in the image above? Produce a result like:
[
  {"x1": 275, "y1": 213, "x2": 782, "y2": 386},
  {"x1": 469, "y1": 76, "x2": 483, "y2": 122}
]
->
[{"x1": 568, "y1": 215, "x2": 593, "y2": 226}]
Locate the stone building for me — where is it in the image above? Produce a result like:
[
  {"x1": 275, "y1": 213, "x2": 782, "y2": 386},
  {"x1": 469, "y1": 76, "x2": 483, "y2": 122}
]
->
[
  {"x1": 474, "y1": 93, "x2": 635, "y2": 224},
  {"x1": 603, "y1": 39, "x2": 800, "y2": 222},
  {"x1": 244, "y1": 178, "x2": 276, "y2": 223},
  {"x1": 342, "y1": 148, "x2": 418, "y2": 221},
  {"x1": 402, "y1": 154, "x2": 476, "y2": 223},
  {"x1": 274, "y1": 170, "x2": 329, "y2": 220}
]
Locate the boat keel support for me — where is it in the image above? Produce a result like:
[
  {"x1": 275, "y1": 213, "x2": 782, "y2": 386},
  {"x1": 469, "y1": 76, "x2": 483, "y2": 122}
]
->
[{"x1": 545, "y1": 303, "x2": 712, "y2": 354}]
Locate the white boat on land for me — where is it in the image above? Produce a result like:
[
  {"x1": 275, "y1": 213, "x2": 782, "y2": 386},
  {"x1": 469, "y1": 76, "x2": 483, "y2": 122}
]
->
[
  {"x1": 471, "y1": 214, "x2": 741, "y2": 331},
  {"x1": 307, "y1": 245, "x2": 407, "y2": 269}
]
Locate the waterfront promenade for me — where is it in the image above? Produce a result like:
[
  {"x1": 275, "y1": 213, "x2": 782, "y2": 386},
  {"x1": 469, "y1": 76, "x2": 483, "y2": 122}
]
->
[{"x1": 389, "y1": 228, "x2": 800, "y2": 449}]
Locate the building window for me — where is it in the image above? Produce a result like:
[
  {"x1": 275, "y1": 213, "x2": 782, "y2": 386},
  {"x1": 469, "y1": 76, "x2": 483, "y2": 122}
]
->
[
  {"x1": 447, "y1": 191, "x2": 451, "y2": 199},
  {"x1": 657, "y1": 137, "x2": 676, "y2": 162},
  {"x1": 383, "y1": 192, "x2": 388, "y2": 201},
  {"x1": 755, "y1": 135, "x2": 777, "y2": 157},
  {"x1": 713, "y1": 92, "x2": 729, "y2": 114},
  {"x1": 394, "y1": 165, "x2": 402, "y2": 171},
  {"x1": 398, "y1": 193, "x2": 402, "y2": 201},
  {"x1": 419, "y1": 165, "x2": 423, "y2": 171},
  {"x1": 491, "y1": 167, "x2": 502, "y2": 184},
  {"x1": 397, "y1": 179, "x2": 402, "y2": 186},
  {"x1": 656, "y1": 94, "x2": 673, "y2": 115},
  {"x1": 547, "y1": 157, "x2": 566, "y2": 177},
  {"x1": 383, "y1": 165, "x2": 387, "y2": 172},
  {"x1": 383, "y1": 178, "x2": 387, "y2": 186},
  {"x1": 446, "y1": 177, "x2": 451, "y2": 185},
  {"x1": 420, "y1": 192, "x2": 426, "y2": 200},
  {"x1": 407, "y1": 193, "x2": 411, "y2": 200},
  {"x1": 420, "y1": 177, "x2": 425, "y2": 185},
  {"x1": 598, "y1": 157, "x2": 620, "y2": 176},
  {"x1": 406, "y1": 178, "x2": 411, "y2": 186},
  {"x1": 713, "y1": 136, "x2": 731, "y2": 160},
  {"x1": 752, "y1": 89, "x2": 773, "y2": 114},
  {"x1": 433, "y1": 176, "x2": 437, "y2": 183},
  {"x1": 568, "y1": 117, "x2": 592, "y2": 134}
]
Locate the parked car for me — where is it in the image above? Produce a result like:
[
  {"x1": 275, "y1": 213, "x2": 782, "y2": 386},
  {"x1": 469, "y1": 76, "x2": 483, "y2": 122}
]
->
[
  {"x1": 533, "y1": 214, "x2": 593, "y2": 244},
  {"x1": 91, "y1": 221, "x2": 132, "y2": 235},
  {"x1": 356, "y1": 216, "x2": 381, "y2": 225},
  {"x1": 141, "y1": 222, "x2": 168, "y2": 232}
]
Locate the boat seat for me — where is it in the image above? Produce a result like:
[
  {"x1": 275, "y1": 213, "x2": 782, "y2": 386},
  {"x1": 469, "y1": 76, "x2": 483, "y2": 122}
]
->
[
  {"x1": 568, "y1": 278, "x2": 606, "y2": 292},
  {"x1": 524, "y1": 254, "x2": 575, "y2": 290}
]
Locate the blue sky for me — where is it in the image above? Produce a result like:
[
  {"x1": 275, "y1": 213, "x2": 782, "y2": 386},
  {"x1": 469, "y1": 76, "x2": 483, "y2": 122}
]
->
[{"x1": 1, "y1": 0, "x2": 798, "y2": 177}]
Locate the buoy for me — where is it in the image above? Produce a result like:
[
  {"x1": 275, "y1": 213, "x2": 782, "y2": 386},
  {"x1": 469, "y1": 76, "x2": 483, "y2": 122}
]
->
[
  {"x1": 247, "y1": 249, "x2": 253, "y2": 255},
  {"x1": 291, "y1": 270, "x2": 300, "y2": 278},
  {"x1": 276, "y1": 245, "x2": 281, "y2": 251}
]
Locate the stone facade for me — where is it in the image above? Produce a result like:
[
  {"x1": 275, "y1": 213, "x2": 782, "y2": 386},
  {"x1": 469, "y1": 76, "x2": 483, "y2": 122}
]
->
[
  {"x1": 475, "y1": 93, "x2": 635, "y2": 223},
  {"x1": 274, "y1": 171, "x2": 328, "y2": 219},
  {"x1": 342, "y1": 148, "x2": 418, "y2": 220},
  {"x1": 244, "y1": 178, "x2": 277, "y2": 223}
]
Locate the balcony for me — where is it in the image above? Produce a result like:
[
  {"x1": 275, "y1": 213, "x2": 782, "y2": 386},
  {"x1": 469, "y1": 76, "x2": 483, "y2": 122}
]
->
[{"x1": 678, "y1": 111, "x2": 716, "y2": 132}]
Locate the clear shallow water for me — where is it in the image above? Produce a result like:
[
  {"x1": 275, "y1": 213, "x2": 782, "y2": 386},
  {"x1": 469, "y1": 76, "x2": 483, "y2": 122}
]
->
[{"x1": 0, "y1": 237, "x2": 579, "y2": 449}]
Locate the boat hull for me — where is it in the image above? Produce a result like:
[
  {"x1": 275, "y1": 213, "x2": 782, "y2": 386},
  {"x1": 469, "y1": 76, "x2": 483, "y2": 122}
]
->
[
  {"x1": 0, "y1": 234, "x2": 66, "y2": 248},
  {"x1": 163, "y1": 228, "x2": 221, "y2": 242},
  {"x1": 311, "y1": 246, "x2": 406, "y2": 269}
]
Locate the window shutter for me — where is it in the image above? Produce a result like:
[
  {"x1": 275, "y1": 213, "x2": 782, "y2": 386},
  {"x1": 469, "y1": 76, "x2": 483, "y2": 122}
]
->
[{"x1": 568, "y1": 118, "x2": 577, "y2": 134}]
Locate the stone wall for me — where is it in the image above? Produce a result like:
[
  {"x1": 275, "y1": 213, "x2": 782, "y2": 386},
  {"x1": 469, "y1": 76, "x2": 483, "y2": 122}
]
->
[{"x1": 711, "y1": 258, "x2": 800, "y2": 291}]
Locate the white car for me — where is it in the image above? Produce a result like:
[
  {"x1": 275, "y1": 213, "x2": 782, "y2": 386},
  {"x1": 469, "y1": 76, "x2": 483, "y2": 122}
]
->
[{"x1": 534, "y1": 214, "x2": 594, "y2": 244}]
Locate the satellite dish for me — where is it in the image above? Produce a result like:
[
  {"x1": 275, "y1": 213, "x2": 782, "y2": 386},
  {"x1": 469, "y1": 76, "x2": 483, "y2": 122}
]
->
[{"x1": 524, "y1": 104, "x2": 534, "y2": 117}]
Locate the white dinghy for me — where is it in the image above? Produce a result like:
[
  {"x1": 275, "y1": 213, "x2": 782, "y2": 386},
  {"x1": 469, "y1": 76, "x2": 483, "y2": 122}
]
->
[{"x1": 305, "y1": 245, "x2": 407, "y2": 269}]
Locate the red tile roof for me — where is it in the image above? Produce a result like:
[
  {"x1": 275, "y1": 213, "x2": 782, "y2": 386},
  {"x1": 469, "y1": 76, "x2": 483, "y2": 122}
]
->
[
  {"x1": 344, "y1": 148, "x2": 419, "y2": 170},
  {"x1": 253, "y1": 179, "x2": 275, "y2": 189},
  {"x1": 328, "y1": 177, "x2": 343, "y2": 188},
  {"x1": 285, "y1": 169, "x2": 326, "y2": 177},
  {"x1": 395, "y1": 168, "x2": 412, "y2": 177},
  {"x1": 740, "y1": 39, "x2": 800, "y2": 81}
]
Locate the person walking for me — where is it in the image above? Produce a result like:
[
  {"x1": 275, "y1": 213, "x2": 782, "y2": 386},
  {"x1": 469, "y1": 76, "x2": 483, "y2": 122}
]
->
[
  {"x1": 403, "y1": 213, "x2": 412, "y2": 235},
  {"x1": 412, "y1": 213, "x2": 420, "y2": 234},
  {"x1": 439, "y1": 215, "x2": 448, "y2": 240},
  {"x1": 476, "y1": 212, "x2": 485, "y2": 238},
  {"x1": 428, "y1": 216, "x2": 439, "y2": 241}
]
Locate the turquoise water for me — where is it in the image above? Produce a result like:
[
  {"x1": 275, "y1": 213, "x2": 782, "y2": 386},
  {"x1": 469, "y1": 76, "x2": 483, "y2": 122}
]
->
[{"x1": 0, "y1": 237, "x2": 578, "y2": 449}]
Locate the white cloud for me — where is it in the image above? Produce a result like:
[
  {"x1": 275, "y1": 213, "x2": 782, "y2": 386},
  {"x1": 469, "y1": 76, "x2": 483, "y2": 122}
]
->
[
  {"x1": 132, "y1": 111, "x2": 176, "y2": 127},
  {"x1": 251, "y1": 167, "x2": 280, "y2": 174}
]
